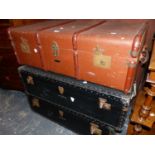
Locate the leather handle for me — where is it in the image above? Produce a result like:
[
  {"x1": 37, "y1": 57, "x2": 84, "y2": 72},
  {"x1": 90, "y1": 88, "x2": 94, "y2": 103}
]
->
[
  {"x1": 139, "y1": 47, "x2": 149, "y2": 64},
  {"x1": 130, "y1": 23, "x2": 148, "y2": 58}
]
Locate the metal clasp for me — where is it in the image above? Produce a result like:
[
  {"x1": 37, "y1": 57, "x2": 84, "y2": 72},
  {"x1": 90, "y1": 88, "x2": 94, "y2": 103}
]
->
[
  {"x1": 58, "y1": 86, "x2": 64, "y2": 95},
  {"x1": 32, "y1": 98, "x2": 40, "y2": 108},
  {"x1": 98, "y1": 98, "x2": 111, "y2": 110},
  {"x1": 27, "y1": 76, "x2": 34, "y2": 85},
  {"x1": 90, "y1": 123, "x2": 102, "y2": 135}
]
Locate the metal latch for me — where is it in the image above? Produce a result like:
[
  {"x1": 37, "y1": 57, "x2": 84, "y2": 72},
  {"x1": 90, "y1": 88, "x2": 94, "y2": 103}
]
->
[
  {"x1": 27, "y1": 76, "x2": 34, "y2": 85},
  {"x1": 32, "y1": 98, "x2": 40, "y2": 108},
  {"x1": 58, "y1": 86, "x2": 64, "y2": 95},
  {"x1": 98, "y1": 98, "x2": 111, "y2": 110},
  {"x1": 90, "y1": 123, "x2": 102, "y2": 135}
]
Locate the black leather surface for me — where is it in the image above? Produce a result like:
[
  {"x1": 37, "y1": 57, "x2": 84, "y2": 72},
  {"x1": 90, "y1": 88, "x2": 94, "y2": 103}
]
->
[
  {"x1": 28, "y1": 94, "x2": 113, "y2": 135},
  {"x1": 18, "y1": 65, "x2": 135, "y2": 131}
]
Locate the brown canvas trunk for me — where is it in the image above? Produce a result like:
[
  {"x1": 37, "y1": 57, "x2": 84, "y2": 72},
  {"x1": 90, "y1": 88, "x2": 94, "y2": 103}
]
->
[
  {"x1": 106, "y1": 19, "x2": 155, "y2": 91},
  {"x1": 8, "y1": 20, "x2": 74, "y2": 69},
  {"x1": 38, "y1": 20, "x2": 105, "y2": 77},
  {"x1": 76, "y1": 20, "x2": 149, "y2": 93},
  {"x1": 9, "y1": 19, "x2": 155, "y2": 93}
]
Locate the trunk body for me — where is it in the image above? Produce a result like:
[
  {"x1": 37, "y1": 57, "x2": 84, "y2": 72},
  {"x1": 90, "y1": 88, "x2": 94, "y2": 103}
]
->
[{"x1": 8, "y1": 20, "x2": 74, "y2": 68}]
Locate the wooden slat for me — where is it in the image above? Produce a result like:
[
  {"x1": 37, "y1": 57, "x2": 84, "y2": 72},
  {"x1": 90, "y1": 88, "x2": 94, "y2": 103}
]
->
[{"x1": 149, "y1": 41, "x2": 155, "y2": 71}]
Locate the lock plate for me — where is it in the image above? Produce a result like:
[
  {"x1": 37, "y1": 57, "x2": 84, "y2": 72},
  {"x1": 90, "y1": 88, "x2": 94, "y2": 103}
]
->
[
  {"x1": 51, "y1": 41, "x2": 59, "y2": 56},
  {"x1": 20, "y1": 37, "x2": 30, "y2": 53},
  {"x1": 93, "y1": 45, "x2": 111, "y2": 69}
]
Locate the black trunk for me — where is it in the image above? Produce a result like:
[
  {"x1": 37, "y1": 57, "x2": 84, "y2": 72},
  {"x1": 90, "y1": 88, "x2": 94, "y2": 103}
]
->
[{"x1": 18, "y1": 65, "x2": 136, "y2": 133}]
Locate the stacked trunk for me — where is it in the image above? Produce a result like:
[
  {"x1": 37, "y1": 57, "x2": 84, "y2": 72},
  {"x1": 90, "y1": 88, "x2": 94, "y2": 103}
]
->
[{"x1": 9, "y1": 20, "x2": 155, "y2": 134}]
